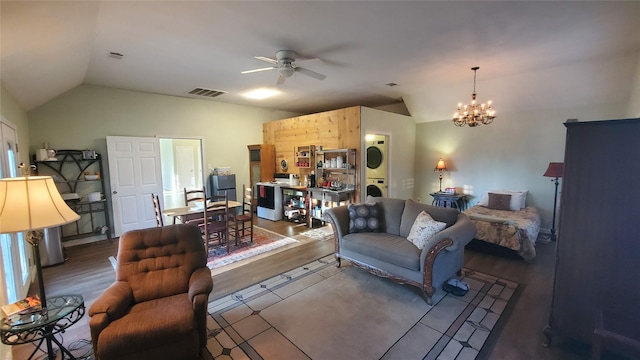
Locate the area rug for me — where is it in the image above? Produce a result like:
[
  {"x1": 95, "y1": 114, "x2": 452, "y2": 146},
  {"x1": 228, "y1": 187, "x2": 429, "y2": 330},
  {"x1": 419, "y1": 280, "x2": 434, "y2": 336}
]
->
[
  {"x1": 205, "y1": 255, "x2": 522, "y2": 359},
  {"x1": 295, "y1": 225, "x2": 334, "y2": 242},
  {"x1": 206, "y1": 226, "x2": 298, "y2": 269}
]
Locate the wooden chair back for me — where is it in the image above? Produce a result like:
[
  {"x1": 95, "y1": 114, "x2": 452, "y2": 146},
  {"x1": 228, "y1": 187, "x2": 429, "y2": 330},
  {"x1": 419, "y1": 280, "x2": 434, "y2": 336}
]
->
[
  {"x1": 184, "y1": 187, "x2": 206, "y2": 206},
  {"x1": 231, "y1": 184, "x2": 253, "y2": 244},
  {"x1": 151, "y1": 193, "x2": 164, "y2": 227}
]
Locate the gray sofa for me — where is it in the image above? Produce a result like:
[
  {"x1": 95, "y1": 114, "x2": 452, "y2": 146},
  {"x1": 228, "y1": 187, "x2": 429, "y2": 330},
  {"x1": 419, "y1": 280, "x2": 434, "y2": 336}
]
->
[{"x1": 323, "y1": 197, "x2": 477, "y2": 304}]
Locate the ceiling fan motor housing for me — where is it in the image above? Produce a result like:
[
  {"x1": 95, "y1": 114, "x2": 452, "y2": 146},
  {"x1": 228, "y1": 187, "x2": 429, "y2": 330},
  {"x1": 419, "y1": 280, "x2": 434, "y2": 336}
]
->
[{"x1": 275, "y1": 50, "x2": 297, "y2": 61}]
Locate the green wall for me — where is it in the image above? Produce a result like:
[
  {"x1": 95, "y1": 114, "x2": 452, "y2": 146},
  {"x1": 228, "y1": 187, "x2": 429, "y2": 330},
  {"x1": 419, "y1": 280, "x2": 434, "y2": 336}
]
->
[
  {"x1": 1, "y1": 84, "x2": 30, "y2": 167},
  {"x1": 27, "y1": 84, "x2": 297, "y2": 194},
  {"x1": 414, "y1": 103, "x2": 627, "y2": 233}
]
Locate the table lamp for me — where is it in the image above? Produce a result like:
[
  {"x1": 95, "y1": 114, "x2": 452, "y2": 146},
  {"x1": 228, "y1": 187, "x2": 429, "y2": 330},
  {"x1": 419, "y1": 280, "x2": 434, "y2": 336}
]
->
[
  {"x1": 0, "y1": 167, "x2": 80, "y2": 357},
  {"x1": 434, "y1": 158, "x2": 447, "y2": 192},
  {"x1": 543, "y1": 162, "x2": 564, "y2": 241}
]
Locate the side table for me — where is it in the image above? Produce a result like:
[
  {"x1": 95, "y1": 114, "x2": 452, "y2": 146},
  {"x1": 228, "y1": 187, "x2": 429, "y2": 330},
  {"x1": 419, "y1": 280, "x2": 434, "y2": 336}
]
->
[
  {"x1": 1, "y1": 294, "x2": 85, "y2": 360},
  {"x1": 430, "y1": 192, "x2": 469, "y2": 212}
]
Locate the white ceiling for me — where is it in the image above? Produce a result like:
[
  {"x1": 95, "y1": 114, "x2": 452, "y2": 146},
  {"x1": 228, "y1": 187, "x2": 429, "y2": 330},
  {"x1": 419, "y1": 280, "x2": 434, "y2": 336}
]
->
[{"x1": 2, "y1": 1, "x2": 640, "y2": 122}]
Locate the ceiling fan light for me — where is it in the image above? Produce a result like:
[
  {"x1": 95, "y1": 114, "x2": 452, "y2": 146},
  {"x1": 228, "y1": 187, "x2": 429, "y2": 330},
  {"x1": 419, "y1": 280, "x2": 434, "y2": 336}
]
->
[
  {"x1": 279, "y1": 67, "x2": 295, "y2": 78},
  {"x1": 242, "y1": 87, "x2": 281, "y2": 100}
]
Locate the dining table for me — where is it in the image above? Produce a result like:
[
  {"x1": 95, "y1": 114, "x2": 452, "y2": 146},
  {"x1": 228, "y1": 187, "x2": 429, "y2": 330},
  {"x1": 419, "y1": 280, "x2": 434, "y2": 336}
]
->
[
  {"x1": 163, "y1": 200, "x2": 242, "y2": 223},
  {"x1": 163, "y1": 200, "x2": 242, "y2": 254}
]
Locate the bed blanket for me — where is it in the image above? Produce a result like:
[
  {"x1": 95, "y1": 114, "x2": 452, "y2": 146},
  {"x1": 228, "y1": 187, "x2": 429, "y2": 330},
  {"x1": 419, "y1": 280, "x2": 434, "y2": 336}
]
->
[{"x1": 463, "y1": 205, "x2": 540, "y2": 262}]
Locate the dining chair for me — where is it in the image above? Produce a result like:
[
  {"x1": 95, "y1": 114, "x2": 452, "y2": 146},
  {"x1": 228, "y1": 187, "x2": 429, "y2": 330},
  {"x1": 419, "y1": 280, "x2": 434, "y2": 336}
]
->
[
  {"x1": 184, "y1": 187, "x2": 206, "y2": 206},
  {"x1": 230, "y1": 184, "x2": 253, "y2": 245},
  {"x1": 182, "y1": 187, "x2": 207, "y2": 225},
  {"x1": 151, "y1": 193, "x2": 164, "y2": 227},
  {"x1": 205, "y1": 193, "x2": 230, "y2": 254}
]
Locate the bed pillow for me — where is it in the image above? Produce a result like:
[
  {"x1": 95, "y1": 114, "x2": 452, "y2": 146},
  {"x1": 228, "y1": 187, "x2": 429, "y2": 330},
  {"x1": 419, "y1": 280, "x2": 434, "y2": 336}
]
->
[
  {"x1": 348, "y1": 203, "x2": 381, "y2": 233},
  {"x1": 478, "y1": 189, "x2": 528, "y2": 210},
  {"x1": 407, "y1": 211, "x2": 447, "y2": 249},
  {"x1": 487, "y1": 193, "x2": 512, "y2": 211}
]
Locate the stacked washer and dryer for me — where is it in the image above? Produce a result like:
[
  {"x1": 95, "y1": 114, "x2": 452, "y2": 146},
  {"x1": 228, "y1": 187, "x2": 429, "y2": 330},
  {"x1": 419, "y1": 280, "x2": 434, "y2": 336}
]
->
[{"x1": 366, "y1": 135, "x2": 388, "y2": 198}]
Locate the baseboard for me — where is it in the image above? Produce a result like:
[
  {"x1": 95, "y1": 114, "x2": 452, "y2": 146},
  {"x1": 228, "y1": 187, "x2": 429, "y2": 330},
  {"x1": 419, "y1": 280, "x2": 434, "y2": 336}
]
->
[{"x1": 63, "y1": 235, "x2": 106, "y2": 248}]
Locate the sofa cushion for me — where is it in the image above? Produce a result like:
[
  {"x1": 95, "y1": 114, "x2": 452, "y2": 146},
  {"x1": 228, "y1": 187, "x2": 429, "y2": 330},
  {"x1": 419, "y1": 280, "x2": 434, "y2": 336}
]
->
[
  {"x1": 96, "y1": 293, "x2": 198, "y2": 359},
  {"x1": 348, "y1": 203, "x2": 382, "y2": 233},
  {"x1": 400, "y1": 199, "x2": 458, "y2": 238},
  {"x1": 342, "y1": 232, "x2": 421, "y2": 271},
  {"x1": 366, "y1": 196, "x2": 406, "y2": 235},
  {"x1": 407, "y1": 211, "x2": 447, "y2": 249}
]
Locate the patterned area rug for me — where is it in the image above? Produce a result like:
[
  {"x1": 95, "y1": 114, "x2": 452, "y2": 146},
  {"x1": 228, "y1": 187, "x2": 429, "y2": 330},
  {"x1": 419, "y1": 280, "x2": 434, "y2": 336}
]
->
[
  {"x1": 295, "y1": 225, "x2": 334, "y2": 241},
  {"x1": 205, "y1": 255, "x2": 521, "y2": 359},
  {"x1": 206, "y1": 226, "x2": 298, "y2": 269}
]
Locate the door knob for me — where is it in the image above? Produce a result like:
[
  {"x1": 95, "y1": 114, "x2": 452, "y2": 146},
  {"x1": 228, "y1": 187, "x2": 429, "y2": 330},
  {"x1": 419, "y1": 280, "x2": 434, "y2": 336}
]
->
[{"x1": 113, "y1": 191, "x2": 118, "y2": 194}]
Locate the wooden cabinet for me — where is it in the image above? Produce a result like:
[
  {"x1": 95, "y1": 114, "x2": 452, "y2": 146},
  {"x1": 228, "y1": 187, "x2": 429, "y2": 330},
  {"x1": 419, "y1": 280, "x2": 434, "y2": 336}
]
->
[
  {"x1": 248, "y1": 144, "x2": 275, "y2": 188},
  {"x1": 294, "y1": 145, "x2": 315, "y2": 168},
  {"x1": 35, "y1": 150, "x2": 111, "y2": 241},
  {"x1": 545, "y1": 118, "x2": 640, "y2": 357}
]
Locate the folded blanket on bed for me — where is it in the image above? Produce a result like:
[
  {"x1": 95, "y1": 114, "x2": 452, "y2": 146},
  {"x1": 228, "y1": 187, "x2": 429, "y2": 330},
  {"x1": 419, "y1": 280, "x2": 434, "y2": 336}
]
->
[{"x1": 466, "y1": 213, "x2": 514, "y2": 225}]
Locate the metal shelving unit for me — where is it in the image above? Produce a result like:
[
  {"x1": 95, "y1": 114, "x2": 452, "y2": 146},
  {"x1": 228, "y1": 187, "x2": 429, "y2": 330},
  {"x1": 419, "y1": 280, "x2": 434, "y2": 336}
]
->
[
  {"x1": 307, "y1": 148, "x2": 356, "y2": 227},
  {"x1": 35, "y1": 150, "x2": 111, "y2": 241}
]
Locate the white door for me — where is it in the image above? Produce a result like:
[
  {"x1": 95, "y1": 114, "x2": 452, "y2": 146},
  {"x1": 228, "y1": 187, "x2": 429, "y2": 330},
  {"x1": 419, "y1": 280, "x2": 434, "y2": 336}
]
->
[
  {"x1": 107, "y1": 136, "x2": 163, "y2": 237},
  {"x1": 176, "y1": 145, "x2": 196, "y2": 189},
  {"x1": 0, "y1": 119, "x2": 30, "y2": 304}
]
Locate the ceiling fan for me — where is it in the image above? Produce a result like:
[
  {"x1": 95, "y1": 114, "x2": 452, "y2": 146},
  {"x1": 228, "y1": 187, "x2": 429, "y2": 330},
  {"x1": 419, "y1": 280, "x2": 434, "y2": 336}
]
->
[{"x1": 241, "y1": 50, "x2": 326, "y2": 85}]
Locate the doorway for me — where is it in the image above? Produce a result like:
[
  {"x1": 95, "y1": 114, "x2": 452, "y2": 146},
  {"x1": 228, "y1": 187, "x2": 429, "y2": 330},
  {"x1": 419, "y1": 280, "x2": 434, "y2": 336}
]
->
[
  {"x1": 106, "y1": 136, "x2": 204, "y2": 237},
  {"x1": 159, "y1": 138, "x2": 204, "y2": 211}
]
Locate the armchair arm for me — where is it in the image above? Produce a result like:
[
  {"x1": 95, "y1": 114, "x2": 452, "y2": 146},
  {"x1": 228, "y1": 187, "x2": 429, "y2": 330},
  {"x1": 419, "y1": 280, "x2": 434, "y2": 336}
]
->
[
  {"x1": 189, "y1": 267, "x2": 213, "y2": 348},
  {"x1": 323, "y1": 205, "x2": 350, "y2": 244},
  {"x1": 188, "y1": 267, "x2": 213, "y2": 304},
  {"x1": 89, "y1": 281, "x2": 133, "y2": 318},
  {"x1": 88, "y1": 281, "x2": 133, "y2": 346},
  {"x1": 431, "y1": 213, "x2": 477, "y2": 252},
  {"x1": 419, "y1": 213, "x2": 477, "y2": 266}
]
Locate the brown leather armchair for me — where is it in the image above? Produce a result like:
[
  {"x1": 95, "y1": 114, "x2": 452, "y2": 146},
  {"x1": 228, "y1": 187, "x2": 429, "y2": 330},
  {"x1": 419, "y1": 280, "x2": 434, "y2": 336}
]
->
[{"x1": 89, "y1": 224, "x2": 213, "y2": 360}]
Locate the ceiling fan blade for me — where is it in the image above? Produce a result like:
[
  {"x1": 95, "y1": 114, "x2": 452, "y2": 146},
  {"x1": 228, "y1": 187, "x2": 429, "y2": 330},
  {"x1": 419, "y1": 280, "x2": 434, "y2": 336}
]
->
[
  {"x1": 295, "y1": 67, "x2": 326, "y2": 80},
  {"x1": 276, "y1": 74, "x2": 286, "y2": 85},
  {"x1": 241, "y1": 67, "x2": 276, "y2": 74},
  {"x1": 255, "y1": 56, "x2": 278, "y2": 64}
]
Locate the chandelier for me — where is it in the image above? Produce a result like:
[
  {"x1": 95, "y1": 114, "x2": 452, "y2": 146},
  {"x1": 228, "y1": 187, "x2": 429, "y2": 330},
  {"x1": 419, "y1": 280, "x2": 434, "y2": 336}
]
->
[{"x1": 453, "y1": 66, "x2": 496, "y2": 127}]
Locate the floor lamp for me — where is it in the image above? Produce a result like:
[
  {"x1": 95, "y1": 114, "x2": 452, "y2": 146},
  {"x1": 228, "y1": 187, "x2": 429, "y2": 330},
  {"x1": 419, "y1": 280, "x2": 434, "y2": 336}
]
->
[
  {"x1": 543, "y1": 162, "x2": 564, "y2": 241},
  {"x1": 0, "y1": 170, "x2": 80, "y2": 359},
  {"x1": 434, "y1": 158, "x2": 447, "y2": 192}
]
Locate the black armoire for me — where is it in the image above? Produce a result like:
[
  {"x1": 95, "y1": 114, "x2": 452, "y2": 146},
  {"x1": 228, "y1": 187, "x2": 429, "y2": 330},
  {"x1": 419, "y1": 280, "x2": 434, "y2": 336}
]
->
[{"x1": 545, "y1": 118, "x2": 640, "y2": 357}]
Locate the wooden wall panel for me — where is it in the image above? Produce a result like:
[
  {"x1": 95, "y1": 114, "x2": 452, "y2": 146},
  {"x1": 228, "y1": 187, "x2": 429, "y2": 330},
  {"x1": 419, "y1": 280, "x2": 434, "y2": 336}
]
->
[{"x1": 263, "y1": 106, "x2": 361, "y2": 178}]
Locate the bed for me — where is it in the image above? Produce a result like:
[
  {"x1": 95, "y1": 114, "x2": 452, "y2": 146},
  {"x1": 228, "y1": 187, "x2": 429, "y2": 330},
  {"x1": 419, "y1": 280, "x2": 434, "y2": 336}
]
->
[{"x1": 463, "y1": 191, "x2": 541, "y2": 262}]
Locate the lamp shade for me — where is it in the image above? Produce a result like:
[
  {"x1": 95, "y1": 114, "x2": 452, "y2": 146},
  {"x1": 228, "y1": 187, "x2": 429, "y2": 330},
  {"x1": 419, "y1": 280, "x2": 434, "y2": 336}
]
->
[
  {"x1": 434, "y1": 159, "x2": 447, "y2": 172},
  {"x1": 0, "y1": 176, "x2": 80, "y2": 234},
  {"x1": 543, "y1": 162, "x2": 564, "y2": 178}
]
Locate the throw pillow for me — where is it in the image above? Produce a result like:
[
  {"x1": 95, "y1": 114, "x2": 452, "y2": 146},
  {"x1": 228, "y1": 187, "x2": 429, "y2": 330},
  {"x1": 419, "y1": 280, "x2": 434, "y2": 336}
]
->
[
  {"x1": 407, "y1": 211, "x2": 447, "y2": 249},
  {"x1": 487, "y1": 193, "x2": 512, "y2": 210},
  {"x1": 478, "y1": 190, "x2": 528, "y2": 210},
  {"x1": 495, "y1": 189, "x2": 528, "y2": 209},
  {"x1": 348, "y1": 203, "x2": 381, "y2": 233}
]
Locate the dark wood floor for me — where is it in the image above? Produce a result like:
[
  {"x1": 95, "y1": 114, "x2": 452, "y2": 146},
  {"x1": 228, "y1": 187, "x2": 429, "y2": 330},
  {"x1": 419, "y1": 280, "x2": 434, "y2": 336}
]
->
[{"x1": 15, "y1": 217, "x2": 593, "y2": 360}]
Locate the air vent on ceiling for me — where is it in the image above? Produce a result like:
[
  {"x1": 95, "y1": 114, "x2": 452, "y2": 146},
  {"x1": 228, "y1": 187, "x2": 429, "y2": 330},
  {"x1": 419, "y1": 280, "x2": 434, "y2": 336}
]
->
[{"x1": 187, "y1": 88, "x2": 226, "y2": 98}]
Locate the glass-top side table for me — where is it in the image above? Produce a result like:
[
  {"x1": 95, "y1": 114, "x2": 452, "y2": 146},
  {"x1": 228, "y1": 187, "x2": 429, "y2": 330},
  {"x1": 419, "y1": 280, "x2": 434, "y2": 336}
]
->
[{"x1": 1, "y1": 294, "x2": 85, "y2": 359}]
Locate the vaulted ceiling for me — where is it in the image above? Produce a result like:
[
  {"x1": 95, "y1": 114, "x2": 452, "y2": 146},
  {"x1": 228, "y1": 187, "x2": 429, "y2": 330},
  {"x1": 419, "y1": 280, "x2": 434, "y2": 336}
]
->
[{"x1": 2, "y1": 1, "x2": 639, "y2": 122}]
